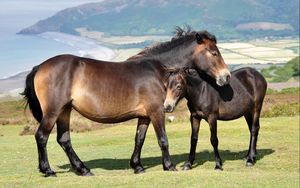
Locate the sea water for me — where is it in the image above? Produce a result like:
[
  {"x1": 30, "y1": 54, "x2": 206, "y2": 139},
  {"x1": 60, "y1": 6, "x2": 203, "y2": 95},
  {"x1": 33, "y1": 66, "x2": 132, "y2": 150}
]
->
[
  {"x1": 0, "y1": 0, "x2": 109, "y2": 79},
  {"x1": 0, "y1": 32, "x2": 115, "y2": 79}
]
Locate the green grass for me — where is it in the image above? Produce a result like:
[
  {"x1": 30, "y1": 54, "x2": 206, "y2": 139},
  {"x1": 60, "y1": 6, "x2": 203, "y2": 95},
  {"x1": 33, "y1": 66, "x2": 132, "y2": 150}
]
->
[{"x1": 0, "y1": 116, "x2": 299, "y2": 187}]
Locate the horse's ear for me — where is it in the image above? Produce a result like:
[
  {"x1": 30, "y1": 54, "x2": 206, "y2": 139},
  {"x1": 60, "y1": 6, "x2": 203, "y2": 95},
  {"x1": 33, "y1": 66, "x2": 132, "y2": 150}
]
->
[{"x1": 195, "y1": 33, "x2": 204, "y2": 44}]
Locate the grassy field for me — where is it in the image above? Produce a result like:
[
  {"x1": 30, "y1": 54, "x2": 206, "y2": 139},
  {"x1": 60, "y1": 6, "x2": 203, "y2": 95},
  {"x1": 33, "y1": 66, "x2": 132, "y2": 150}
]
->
[{"x1": 0, "y1": 115, "x2": 299, "y2": 188}]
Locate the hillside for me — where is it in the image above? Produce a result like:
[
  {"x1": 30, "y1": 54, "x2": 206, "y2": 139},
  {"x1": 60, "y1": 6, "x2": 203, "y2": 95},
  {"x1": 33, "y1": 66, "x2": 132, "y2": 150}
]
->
[
  {"x1": 261, "y1": 56, "x2": 300, "y2": 82},
  {"x1": 18, "y1": 0, "x2": 299, "y2": 39}
]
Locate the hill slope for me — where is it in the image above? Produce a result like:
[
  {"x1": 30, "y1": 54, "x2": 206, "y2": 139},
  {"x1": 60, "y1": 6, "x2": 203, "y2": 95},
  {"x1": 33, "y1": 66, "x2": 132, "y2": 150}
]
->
[
  {"x1": 18, "y1": 0, "x2": 299, "y2": 39},
  {"x1": 261, "y1": 56, "x2": 300, "y2": 82}
]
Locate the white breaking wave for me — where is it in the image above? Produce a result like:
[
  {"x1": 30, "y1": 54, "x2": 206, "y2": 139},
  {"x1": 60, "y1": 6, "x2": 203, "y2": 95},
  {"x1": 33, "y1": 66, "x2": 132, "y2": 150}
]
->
[{"x1": 39, "y1": 32, "x2": 115, "y2": 61}]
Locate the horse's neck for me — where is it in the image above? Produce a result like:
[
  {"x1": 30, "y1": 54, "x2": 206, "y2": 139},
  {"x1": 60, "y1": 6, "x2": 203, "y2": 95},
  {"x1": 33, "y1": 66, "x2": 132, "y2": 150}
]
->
[{"x1": 150, "y1": 43, "x2": 196, "y2": 70}]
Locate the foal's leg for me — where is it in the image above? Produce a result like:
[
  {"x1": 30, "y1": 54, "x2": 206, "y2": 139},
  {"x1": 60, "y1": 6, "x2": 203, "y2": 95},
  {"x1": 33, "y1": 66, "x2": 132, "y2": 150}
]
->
[
  {"x1": 244, "y1": 113, "x2": 253, "y2": 163},
  {"x1": 208, "y1": 117, "x2": 223, "y2": 170},
  {"x1": 151, "y1": 110, "x2": 176, "y2": 171},
  {"x1": 183, "y1": 115, "x2": 201, "y2": 170},
  {"x1": 244, "y1": 111, "x2": 260, "y2": 166},
  {"x1": 56, "y1": 107, "x2": 93, "y2": 176},
  {"x1": 130, "y1": 117, "x2": 150, "y2": 174},
  {"x1": 35, "y1": 114, "x2": 58, "y2": 177}
]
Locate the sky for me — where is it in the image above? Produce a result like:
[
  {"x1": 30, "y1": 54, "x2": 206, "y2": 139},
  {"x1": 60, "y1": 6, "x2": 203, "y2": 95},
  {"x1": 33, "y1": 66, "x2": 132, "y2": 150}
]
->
[{"x1": 0, "y1": 0, "x2": 103, "y2": 36}]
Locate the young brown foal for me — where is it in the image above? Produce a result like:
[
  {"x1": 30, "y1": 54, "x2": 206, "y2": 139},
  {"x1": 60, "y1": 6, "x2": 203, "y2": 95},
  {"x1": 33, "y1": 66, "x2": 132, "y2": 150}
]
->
[{"x1": 164, "y1": 68, "x2": 267, "y2": 170}]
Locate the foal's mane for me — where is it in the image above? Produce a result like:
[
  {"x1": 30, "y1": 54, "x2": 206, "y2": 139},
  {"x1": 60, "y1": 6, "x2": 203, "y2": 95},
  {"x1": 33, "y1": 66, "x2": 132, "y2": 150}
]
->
[{"x1": 128, "y1": 26, "x2": 217, "y2": 60}]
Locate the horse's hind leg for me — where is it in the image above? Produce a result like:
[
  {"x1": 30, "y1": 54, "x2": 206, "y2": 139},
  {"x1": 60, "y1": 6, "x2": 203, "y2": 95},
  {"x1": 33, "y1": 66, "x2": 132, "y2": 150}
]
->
[
  {"x1": 208, "y1": 116, "x2": 223, "y2": 170},
  {"x1": 130, "y1": 117, "x2": 150, "y2": 174},
  {"x1": 35, "y1": 114, "x2": 58, "y2": 177},
  {"x1": 244, "y1": 111, "x2": 260, "y2": 166},
  {"x1": 56, "y1": 106, "x2": 93, "y2": 176}
]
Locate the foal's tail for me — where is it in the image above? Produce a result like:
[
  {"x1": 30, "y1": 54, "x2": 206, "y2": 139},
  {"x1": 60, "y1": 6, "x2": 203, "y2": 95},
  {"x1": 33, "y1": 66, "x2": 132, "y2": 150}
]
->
[{"x1": 21, "y1": 65, "x2": 42, "y2": 123}]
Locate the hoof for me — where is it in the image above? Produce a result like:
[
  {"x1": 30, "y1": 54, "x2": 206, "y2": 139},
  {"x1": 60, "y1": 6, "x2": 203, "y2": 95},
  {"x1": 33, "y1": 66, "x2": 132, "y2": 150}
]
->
[
  {"x1": 82, "y1": 171, "x2": 94, "y2": 176},
  {"x1": 214, "y1": 166, "x2": 223, "y2": 171},
  {"x1": 182, "y1": 163, "x2": 192, "y2": 171},
  {"x1": 77, "y1": 168, "x2": 94, "y2": 176},
  {"x1": 44, "y1": 170, "x2": 56, "y2": 177},
  {"x1": 164, "y1": 165, "x2": 177, "y2": 171},
  {"x1": 246, "y1": 161, "x2": 254, "y2": 167},
  {"x1": 134, "y1": 166, "x2": 145, "y2": 174},
  {"x1": 245, "y1": 158, "x2": 255, "y2": 167}
]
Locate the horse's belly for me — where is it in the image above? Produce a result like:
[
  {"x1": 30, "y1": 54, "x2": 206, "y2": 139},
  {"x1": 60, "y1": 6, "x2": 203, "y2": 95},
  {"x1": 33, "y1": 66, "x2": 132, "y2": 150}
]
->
[
  {"x1": 72, "y1": 100, "x2": 146, "y2": 123},
  {"x1": 218, "y1": 99, "x2": 253, "y2": 120},
  {"x1": 71, "y1": 89, "x2": 147, "y2": 123}
]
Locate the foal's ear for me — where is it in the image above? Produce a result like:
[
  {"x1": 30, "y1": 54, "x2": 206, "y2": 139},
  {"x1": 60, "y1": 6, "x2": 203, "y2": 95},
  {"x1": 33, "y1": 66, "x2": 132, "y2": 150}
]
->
[
  {"x1": 186, "y1": 68, "x2": 197, "y2": 75},
  {"x1": 195, "y1": 33, "x2": 204, "y2": 44}
]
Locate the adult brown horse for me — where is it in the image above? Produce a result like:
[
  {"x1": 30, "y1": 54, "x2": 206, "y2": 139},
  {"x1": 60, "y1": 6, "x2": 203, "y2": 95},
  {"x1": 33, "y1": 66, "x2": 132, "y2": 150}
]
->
[
  {"x1": 163, "y1": 67, "x2": 267, "y2": 170},
  {"x1": 23, "y1": 30, "x2": 230, "y2": 177}
]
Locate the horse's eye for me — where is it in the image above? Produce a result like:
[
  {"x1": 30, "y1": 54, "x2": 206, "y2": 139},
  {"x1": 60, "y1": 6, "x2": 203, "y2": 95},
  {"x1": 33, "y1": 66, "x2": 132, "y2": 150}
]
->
[
  {"x1": 211, "y1": 51, "x2": 218, "y2": 56},
  {"x1": 176, "y1": 85, "x2": 182, "y2": 90}
]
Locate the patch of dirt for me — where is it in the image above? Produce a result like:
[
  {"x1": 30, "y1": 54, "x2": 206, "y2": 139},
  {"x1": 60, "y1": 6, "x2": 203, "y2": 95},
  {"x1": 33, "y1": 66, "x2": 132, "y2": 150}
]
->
[
  {"x1": 262, "y1": 93, "x2": 299, "y2": 112},
  {"x1": 268, "y1": 82, "x2": 299, "y2": 90}
]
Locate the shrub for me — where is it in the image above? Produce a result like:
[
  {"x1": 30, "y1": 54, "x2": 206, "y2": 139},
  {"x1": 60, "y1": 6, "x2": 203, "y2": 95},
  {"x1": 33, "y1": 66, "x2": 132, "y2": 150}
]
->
[{"x1": 262, "y1": 103, "x2": 299, "y2": 117}]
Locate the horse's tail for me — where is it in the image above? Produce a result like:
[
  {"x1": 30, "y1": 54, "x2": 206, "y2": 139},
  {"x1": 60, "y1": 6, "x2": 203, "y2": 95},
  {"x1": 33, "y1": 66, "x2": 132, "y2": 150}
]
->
[{"x1": 21, "y1": 65, "x2": 43, "y2": 123}]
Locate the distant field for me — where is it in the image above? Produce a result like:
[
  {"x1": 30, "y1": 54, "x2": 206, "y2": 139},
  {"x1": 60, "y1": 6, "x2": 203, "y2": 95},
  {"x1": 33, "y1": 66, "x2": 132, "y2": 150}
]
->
[
  {"x1": 0, "y1": 116, "x2": 298, "y2": 187},
  {"x1": 111, "y1": 38, "x2": 299, "y2": 64},
  {"x1": 218, "y1": 39, "x2": 299, "y2": 64},
  {"x1": 74, "y1": 28, "x2": 300, "y2": 64}
]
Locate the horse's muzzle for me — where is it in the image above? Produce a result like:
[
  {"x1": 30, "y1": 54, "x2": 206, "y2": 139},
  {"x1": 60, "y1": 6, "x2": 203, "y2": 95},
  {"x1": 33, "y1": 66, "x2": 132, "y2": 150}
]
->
[
  {"x1": 164, "y1": 103, "x2": 174, "y2": 113},
  {"x1": 216, "y1": 69, "x2": 231, "y2": 86}
]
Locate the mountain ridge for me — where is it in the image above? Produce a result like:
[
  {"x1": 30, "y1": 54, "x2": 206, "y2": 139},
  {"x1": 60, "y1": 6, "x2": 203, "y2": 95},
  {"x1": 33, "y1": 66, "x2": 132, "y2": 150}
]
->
[{"x1": 18, "y1": 0, "x2": 299, "y2": 39}]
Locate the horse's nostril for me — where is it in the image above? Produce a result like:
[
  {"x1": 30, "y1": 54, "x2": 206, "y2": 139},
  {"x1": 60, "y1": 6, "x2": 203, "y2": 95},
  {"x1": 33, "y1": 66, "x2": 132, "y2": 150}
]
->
[
  {"x1": 226, "y1": 75, "x2": 231, "y2": 83},
  {"x1": 165, "y1": 105, "x2": 173, "y2": 112}
]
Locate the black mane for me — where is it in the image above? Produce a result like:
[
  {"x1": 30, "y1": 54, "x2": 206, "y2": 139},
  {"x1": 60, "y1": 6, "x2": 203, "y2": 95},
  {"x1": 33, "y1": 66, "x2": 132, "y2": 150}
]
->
[
  {"x1": 173, "y1": 26, "x2": 217, "y2": 43},
  {"x1": 133, "y1": 26, "x2": 217, "y2": 58},
  {"x1": 140, "y1": 32, "x2": 195, "y2": 56}
]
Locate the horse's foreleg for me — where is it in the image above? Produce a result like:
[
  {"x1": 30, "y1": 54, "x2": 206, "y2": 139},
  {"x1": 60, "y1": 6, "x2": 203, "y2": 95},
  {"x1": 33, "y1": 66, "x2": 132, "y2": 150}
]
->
[
  {"x1": 35, "y1": 114, "x2": 57, "y2": 177},
  {"x1": 56, "y1": 107, "x2": 93, "y2": 176},
  {"x1": 183, "y1": 115, "x2": 201, "y2": 170},
  {"x1": 208, "y1": 117, "x2": 223, "y2": 170},
  {"x1": 130, "y1": 118, "x2": 150, "y2": 174},
  {"x1": 151, "y1": 110, "x2": 176, "y2": 171}
]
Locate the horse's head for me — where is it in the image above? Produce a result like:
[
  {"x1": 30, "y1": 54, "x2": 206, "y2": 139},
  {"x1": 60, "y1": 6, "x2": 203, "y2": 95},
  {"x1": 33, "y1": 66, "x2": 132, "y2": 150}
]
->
[
  {"x1": 192, "y1": 31, "x2": 231, "y2": 86},
  {"x1": 127, "y1": 27, "x2": 230, "y2": 86},
  {"x1": 164, "y1": 69, "x2": 187, "y2": 113}
]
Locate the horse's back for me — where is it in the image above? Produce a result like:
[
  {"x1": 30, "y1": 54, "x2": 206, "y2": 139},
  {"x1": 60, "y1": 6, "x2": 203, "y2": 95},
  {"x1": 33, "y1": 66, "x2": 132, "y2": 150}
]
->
[
  {"x1": 231, "y1": 67, "x2": 267, "y2": 100},
  {"x1": 217, "y1": 67, "x2": 266, "y2": 120}
]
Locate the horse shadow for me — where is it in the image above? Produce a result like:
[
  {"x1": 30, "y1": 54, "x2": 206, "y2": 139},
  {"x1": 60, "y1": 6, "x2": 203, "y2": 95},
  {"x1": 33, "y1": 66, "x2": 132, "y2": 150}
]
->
[{"x1": 58, "y1": 148, "x2": 274, "y2": 171}]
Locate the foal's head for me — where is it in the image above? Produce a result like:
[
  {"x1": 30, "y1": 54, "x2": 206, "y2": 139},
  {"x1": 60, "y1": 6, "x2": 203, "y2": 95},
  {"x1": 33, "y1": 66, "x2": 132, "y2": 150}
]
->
[{"x1": 164, "y1": 69, "x2": 187, "y2": 113}]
